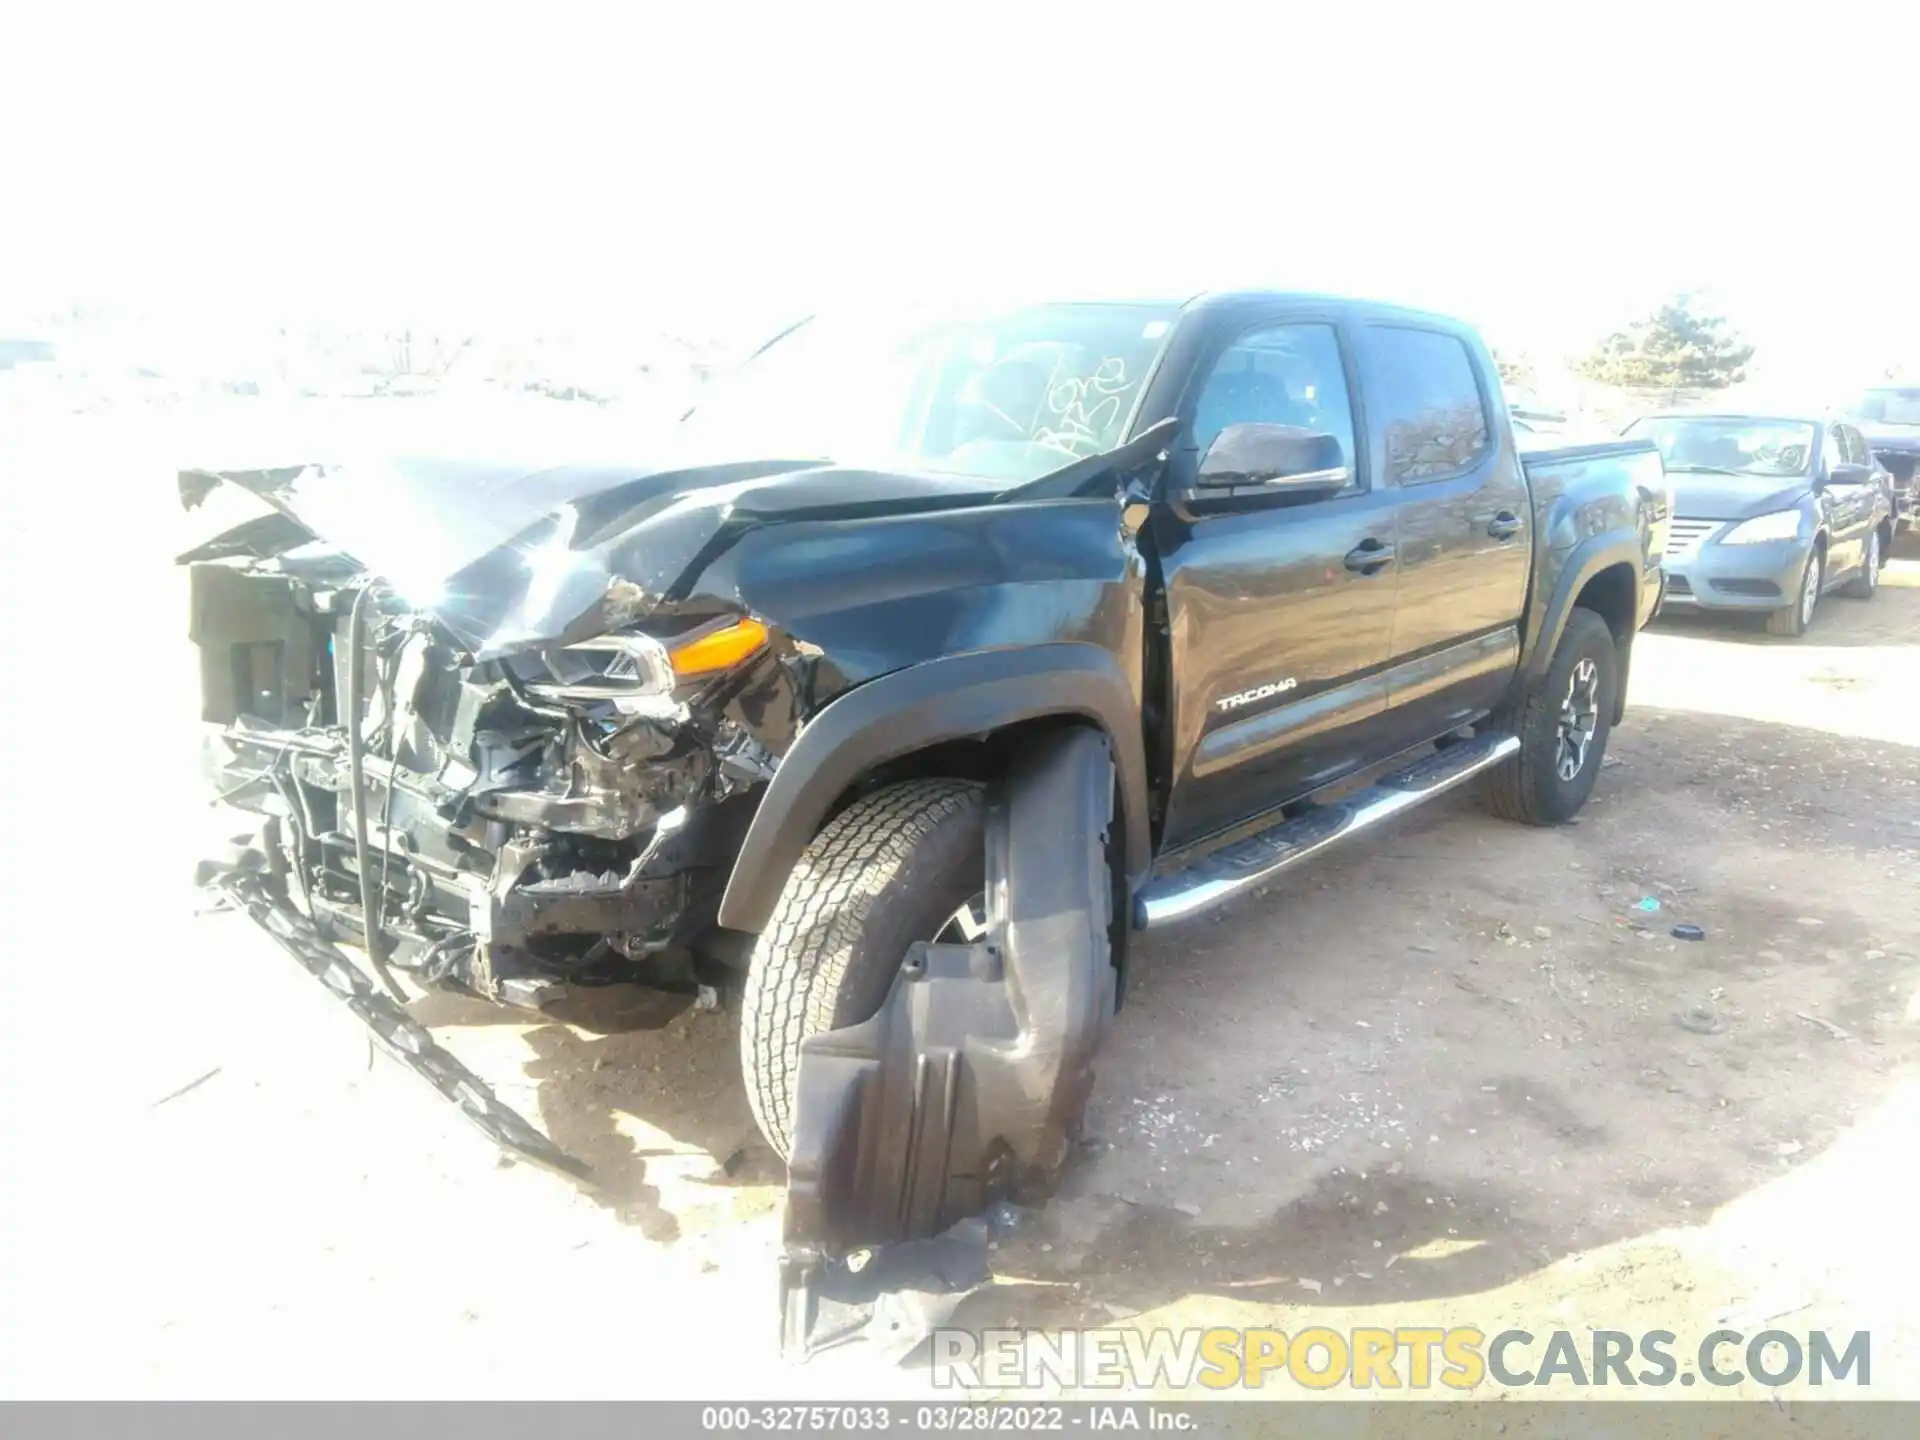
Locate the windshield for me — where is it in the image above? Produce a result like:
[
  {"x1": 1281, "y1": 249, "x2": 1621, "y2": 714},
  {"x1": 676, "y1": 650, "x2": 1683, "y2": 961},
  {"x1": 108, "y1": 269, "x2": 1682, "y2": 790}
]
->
[
  {"x1": 1848, "y1": 388, "x2": 1920, "y2": 425},
  {"x1": 677, "y1": 302, "x2": 1178, "y2": 484},
  {"x1": 1624, "y1": 416, "x2": 1816, "y2": 477}
]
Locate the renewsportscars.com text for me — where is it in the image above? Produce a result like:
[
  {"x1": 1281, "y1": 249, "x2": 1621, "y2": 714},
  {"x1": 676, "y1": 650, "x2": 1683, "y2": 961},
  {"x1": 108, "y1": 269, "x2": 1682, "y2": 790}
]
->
[{"x1": 932, "y1": 1326, "x2": 1871, "y2": 1391}]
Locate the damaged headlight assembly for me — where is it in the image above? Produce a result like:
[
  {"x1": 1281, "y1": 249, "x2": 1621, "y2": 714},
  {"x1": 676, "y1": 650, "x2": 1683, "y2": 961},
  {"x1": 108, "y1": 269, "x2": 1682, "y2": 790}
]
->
[{"x1": 520, "y1": 616, "x2": 770, "y2": 715}]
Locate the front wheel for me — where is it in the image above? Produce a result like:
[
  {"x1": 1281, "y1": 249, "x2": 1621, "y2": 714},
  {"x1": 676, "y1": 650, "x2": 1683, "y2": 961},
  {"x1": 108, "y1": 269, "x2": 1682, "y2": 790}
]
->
[
  {"x1": 1482, "y1": 608, "x2": 1617, "y2": 826},
  {"x1": 1767, "y1": 548, "x2": 1822, "y2": 637},
  {"x1": 1841, "y1": 528, "x2": 1882, "y2": 600},
  {"x1": 740, "y1": 779, "x2": 986, "y2": 1160}
]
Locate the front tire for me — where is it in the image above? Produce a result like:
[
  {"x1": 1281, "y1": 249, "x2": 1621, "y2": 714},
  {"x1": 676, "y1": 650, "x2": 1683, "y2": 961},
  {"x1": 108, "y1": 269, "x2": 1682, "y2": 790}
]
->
[
  {"x1": 740, "y1": 779, "x2": 985, "y2": 1160},
  {"x1": 1841, "y1": 528, "x2": 1881, "y2": 600},
  {"x1": 1767, "y1": 548, "x2": 1822, "y2": 636},
  {"x1": 1482, "y1": 608, "x2": 1617, "y2": 826}
]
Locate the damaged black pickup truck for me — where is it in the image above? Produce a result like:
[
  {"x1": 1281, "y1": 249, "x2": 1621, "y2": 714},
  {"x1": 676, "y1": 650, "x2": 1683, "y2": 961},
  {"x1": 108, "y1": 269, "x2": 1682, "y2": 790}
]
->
[{"x1": 184, "y1": 291, "x2": 1665, "y2": 1352}]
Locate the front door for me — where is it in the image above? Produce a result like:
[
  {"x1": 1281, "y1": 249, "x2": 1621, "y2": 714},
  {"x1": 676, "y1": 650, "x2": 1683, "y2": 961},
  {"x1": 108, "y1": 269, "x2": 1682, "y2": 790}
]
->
[{"x1": 1151, "y1": 316, "x2": 1400, "y2": 851}]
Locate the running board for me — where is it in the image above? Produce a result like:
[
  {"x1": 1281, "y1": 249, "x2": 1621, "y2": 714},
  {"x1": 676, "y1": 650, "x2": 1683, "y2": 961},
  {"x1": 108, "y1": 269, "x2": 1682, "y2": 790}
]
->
[{"x1": 1135, "y1": 733, "x2": 1520, "y2": 929}]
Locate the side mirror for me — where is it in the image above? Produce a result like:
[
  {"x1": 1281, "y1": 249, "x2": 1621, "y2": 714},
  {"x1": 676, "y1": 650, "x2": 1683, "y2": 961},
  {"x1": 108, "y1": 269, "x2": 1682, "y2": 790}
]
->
[
  {"x1": 1195, "y1": 423, "x2": 1349, "y2": 495},
  {"x1": 1825, "y1": 462, "x2": 1870, "y2": 487}
]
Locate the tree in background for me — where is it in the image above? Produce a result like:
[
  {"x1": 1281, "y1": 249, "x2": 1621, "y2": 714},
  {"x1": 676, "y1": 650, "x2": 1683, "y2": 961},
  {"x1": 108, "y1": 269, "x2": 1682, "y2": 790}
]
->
[{"x1": 1573, "y1": 293, "x2": 1754, "y2": 398}]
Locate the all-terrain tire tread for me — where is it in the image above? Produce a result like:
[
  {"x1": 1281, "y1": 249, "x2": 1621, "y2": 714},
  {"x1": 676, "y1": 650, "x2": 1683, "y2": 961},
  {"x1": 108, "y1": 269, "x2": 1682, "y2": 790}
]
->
[{"x1": 739, "y1": 779, "x2": 984, "y2": 1159}]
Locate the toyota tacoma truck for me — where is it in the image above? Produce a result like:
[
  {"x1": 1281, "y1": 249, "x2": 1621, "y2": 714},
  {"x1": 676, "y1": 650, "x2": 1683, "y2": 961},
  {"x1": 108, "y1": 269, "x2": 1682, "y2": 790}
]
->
[{"x1": 181, "y1": 290, "x2": 1665, "y2": 1353}]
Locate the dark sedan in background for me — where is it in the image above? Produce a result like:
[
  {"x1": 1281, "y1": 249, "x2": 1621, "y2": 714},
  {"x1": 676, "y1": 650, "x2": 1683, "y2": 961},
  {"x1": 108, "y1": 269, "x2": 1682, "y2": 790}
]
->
[
  {"x1": 1846, "y1": 386, "x2": 1920, "y2": 530},
  {"x1": 1625, "y1": 410, "x2": 1894, "y2": 637}
]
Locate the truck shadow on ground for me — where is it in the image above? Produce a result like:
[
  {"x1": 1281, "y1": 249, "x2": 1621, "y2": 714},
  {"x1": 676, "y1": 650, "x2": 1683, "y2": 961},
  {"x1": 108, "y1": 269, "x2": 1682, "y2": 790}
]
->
[
  {"x1": 419, "y1": 701, "x2": 1916, "y2": 1312},
  {"x1": 942, "y1": 702, "x2": 1918, "y2": 1330},
  {"x1": 515, "y1": 1007, "x2": 785, "y2": 1244},
  {"x1": 412, "y1": 979, "x2": 782, "y2": 1243}
]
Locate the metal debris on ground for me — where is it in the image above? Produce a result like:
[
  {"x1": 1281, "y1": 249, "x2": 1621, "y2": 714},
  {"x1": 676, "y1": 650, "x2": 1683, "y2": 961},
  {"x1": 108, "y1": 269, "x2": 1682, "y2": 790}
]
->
[
  {"x1": 152, "y1": 1067, "x2": 222, "y2": 1108},
  {"x1": 1796, "y1": 1012, "x2": 1853, "y2": 1041}
]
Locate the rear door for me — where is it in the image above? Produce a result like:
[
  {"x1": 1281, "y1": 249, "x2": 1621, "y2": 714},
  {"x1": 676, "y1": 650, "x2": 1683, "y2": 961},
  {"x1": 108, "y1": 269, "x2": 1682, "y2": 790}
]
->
[
  {"x1": 1361, "y1": 324, "x2": 1531, "y2": 745},
  {"x1": 1150, "y1": 312, "x2": 1400, "y2": 851}
]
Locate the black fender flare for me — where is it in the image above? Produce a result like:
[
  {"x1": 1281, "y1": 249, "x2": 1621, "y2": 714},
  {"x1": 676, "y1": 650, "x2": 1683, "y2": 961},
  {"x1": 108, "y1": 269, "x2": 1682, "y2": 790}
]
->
[
  {"x1": 717, "y1": 644, "x2": 1150, "y2": 935},
  {"x1": 1520, "y1": 530, "x2": 1646, "y2": 691}
]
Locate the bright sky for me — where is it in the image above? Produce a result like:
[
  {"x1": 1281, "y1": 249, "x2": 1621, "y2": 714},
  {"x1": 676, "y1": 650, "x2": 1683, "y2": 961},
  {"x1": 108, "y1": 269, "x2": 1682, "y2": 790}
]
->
[{"x1": 4, "y1": 3, "x2": 1915, "y2": 390}]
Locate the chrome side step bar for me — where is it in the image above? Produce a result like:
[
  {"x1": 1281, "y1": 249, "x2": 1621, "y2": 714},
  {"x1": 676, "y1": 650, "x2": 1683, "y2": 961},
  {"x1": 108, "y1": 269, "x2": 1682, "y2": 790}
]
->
[{"x1": 1135, "y1": 733, "x2": 1520, "y2": 929}]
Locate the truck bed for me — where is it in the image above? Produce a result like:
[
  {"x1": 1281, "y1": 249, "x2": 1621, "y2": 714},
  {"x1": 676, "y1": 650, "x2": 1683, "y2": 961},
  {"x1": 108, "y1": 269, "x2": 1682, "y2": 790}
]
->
[{"x1": 1520, "y1": 437, "x2": 1666, "y2": 520}]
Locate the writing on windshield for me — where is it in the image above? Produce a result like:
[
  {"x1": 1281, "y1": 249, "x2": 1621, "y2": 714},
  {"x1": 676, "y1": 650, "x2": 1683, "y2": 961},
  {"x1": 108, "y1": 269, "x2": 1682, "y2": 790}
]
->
[
  {"x1": 1627, "y1": 416, "x2": 1815, "y2": 478},
  {"x1": 679, "y1": 304, "x2": 1176, "y2": 484}
]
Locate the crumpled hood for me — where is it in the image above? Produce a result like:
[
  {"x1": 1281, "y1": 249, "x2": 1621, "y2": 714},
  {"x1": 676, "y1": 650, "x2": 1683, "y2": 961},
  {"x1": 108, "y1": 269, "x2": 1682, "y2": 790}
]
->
[
  {"x1": 1668, "y1": 471, "x2": 1812, "y2": 522},
  {"x1": 180, "y1": 451, "x2": 1006, "y2": 659}
]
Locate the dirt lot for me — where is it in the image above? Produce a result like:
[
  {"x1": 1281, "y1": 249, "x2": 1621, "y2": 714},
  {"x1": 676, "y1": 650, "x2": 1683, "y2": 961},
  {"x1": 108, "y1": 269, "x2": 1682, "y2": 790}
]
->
[{"x1": 3, "y1": 414, "x2": 1916, "y2": 1403}]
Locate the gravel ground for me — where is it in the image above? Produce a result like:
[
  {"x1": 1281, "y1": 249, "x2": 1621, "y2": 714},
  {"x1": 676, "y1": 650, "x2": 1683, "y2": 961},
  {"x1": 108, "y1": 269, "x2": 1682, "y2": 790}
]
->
[{"x1": 2, "y1": 412, "x2": 1915, "y2": 1402}]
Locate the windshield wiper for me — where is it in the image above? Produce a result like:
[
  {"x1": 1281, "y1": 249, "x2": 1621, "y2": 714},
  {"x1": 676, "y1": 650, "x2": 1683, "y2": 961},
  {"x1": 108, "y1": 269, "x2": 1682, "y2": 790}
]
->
[{"x1": 1665, "y1": 464, "x2": 1754, "y2": 478}]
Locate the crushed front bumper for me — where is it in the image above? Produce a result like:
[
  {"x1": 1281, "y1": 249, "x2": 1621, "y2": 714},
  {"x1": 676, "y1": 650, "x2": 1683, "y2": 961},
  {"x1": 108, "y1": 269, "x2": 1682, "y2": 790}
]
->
[
  {"x1": 198, "y1": 726, "x2": 1120, "y2": 1364},
  {"x1": 204, "y1": 717, "x2": 710, "y2": 1007}
]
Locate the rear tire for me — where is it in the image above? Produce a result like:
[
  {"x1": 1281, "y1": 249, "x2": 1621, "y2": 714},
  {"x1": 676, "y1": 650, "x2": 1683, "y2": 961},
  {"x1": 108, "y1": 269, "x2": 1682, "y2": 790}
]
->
[
  {"x1": 1482, "y1": 608, "x2": 1617, "y2": 826},
  {"x1": 1841, "y1": 529, "x2": 1881, "y2": 600},
  {"x1": 739, "y1": 779, "x2": 985, "y2": 1160},
  {"x1": 1767, "y1": 548, "x2": 1822, "y2": 636}
]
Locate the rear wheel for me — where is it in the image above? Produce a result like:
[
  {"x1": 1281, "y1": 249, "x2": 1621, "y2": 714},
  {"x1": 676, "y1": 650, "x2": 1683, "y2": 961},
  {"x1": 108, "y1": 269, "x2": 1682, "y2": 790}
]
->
[
  {"x1": 740, "y1": 779, "x2": 986, "y2": 1159},
  {"x1": 1841, "y1": 528, "x2": 1881, "y2": 600},
  {"x1": 1766, "y1": 548, "x2": 1823, "y2": 636},
  {"x1": 1482, "y1": 608, "x2": 1616, "y2": 826}
]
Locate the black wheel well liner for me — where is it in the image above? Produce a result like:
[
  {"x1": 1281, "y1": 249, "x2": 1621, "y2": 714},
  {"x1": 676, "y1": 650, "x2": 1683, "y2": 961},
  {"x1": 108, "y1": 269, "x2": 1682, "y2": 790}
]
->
[
  {"x1": 1522, "y1": 531, "x2": 1647, "y2": 728},
  {"x1": 716, "y1": 644, "x2": 1150, "y2": 935},
  {"x1": 1572, "y1": 561, "x2": 1638, "y2": 646}
]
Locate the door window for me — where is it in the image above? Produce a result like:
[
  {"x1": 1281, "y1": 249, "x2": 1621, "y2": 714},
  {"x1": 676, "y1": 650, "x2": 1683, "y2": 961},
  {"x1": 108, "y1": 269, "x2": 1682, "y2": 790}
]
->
[
  {"x1": 1364, "y1": 327, "x2": 1492, "y2": 482},
  {"x1": 1190, "y1": 323, "x2": 1359, "y2": 494}
]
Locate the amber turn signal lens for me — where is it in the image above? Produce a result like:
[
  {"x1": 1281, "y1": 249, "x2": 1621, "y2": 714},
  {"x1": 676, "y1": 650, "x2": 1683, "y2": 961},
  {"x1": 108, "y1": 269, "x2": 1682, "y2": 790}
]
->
[{"x1": 669, "y1": 617, "x2": 769, "y2": 677}]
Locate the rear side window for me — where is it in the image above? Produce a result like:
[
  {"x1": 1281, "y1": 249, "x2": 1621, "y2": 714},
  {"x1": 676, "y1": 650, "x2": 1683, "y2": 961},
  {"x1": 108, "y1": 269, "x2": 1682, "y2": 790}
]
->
[{"x1": 1365, "y1": 327, "x2": 1491, "y2": 482}]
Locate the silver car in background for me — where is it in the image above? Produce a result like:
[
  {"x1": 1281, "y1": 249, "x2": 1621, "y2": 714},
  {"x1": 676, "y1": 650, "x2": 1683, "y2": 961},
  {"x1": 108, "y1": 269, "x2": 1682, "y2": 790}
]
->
[{"x1": 1625, "y1": 410, "x2": 1894, "y2": 638}]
